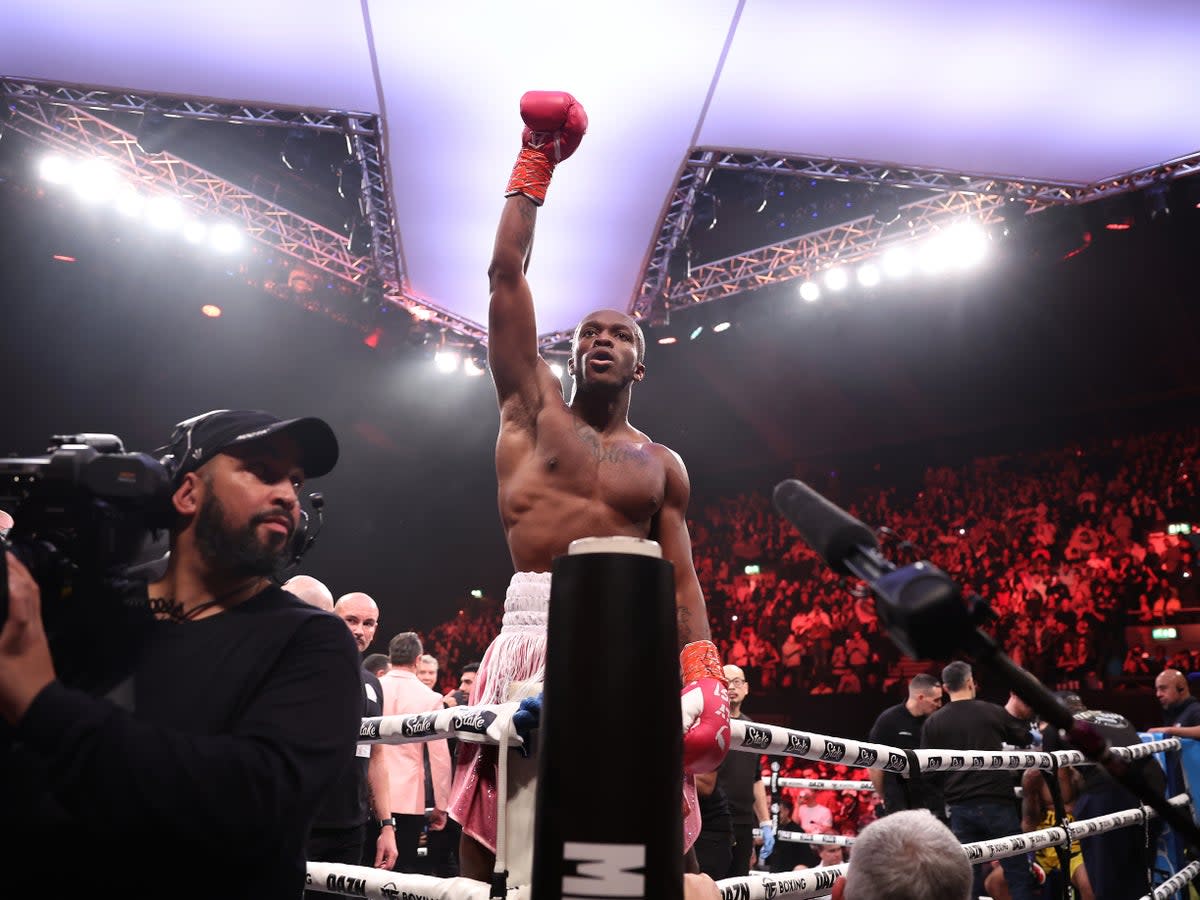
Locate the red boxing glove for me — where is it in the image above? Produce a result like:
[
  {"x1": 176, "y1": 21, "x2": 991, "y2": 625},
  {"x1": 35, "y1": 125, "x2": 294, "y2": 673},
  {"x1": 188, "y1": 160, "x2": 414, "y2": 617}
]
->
[
  {"x1": 504, "y1": 90, "x2": 588, "y2": 206},
  {"x1": 679, "y1": 640, "x2": 730, "y2": 774}
]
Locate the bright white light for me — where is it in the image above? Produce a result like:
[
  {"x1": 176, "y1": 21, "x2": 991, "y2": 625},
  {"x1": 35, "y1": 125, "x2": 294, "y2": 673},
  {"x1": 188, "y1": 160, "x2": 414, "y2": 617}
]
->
[
  {"x1": 918, "y1": 235, "x2": 950, "y2": 274},
  {"x1": 549, "y1": 362, "x2": 565, "y2": 379},
  {"x1": 144, "y1": 195, "x2": 184, "y2": 231},
  {"x1": 464, "y1": 357, "x2": 487, "y2": 377},
  {"x1": 799, "y1": 280, "x2": 820, "y2": 302},
  {"x1": 182, "y1": 220, "x2": 208, "y2": 245},
  {"x1": 881, "y1": 246, "x2": 913, "y2": 279},
  {"x1": 712, "y1": 321, "x2": 731, "y2": 333},
  {"x1": 943, "y1": 222, "x2": 990, "y2": 268},
  {"x1": 823, "y1": 267, "x2": 848, "y2": 291},
  {"x1": 857, "y1": 263, "x2": 881, "y2": 288},
  {"x1": 113, "y1": 185, "x2": 145, "y2": 218},
  {"x1": 38, "y1": 154, "x2": 74, "y2": 185},
  {"x1": 72, "y1": 158, "x2": 120, "y2": 204},
  {"x1": 208, "y1": 222, "x2": 243, "y2": 254},
  {"x1": 434, "y1": 350, "x2": 461, "y2": 373}
]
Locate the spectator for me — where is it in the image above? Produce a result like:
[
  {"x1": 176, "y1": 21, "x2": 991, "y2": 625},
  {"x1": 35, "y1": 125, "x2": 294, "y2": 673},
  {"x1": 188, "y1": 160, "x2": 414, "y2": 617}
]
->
[
  {"x1": 838, "y1": 810, "x2": 972, "y2": 900},
  {"x1": 380, "y1": 632, "x2": 453, "y2": 874}
]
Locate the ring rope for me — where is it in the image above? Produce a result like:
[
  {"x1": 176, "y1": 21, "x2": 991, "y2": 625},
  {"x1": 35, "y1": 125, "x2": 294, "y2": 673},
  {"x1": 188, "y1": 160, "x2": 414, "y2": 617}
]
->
[
  {"x1": 725, "y1": 718, "x2": 1181, "y2": 776},
  {"x1": 304, "y1": 863, "x2": 524, "y2": 900},
  {"x1": 1136, "y1": 859, "x2": 1200, "y2": 900},
  {"x1": 360, "y1": 702, "x2": 527, "y2": 749},
  {"x1": 769, "y1": 777, "x2": 877, "y2": 791}
]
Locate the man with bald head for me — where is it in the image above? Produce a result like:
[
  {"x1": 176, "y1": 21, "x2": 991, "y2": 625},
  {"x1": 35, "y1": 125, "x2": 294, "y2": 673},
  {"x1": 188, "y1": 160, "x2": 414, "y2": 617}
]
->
[
  {"x1": 285, "y1": 579, "x2": 398, "y2": 878},
  {"x1": 449, "y1": 90, "x2": 728, "y2": 886},
  {"x1": 283, "y1": 573, "x2": 334, "y2": 612},
  {"x1": 1150, "y1": 667, "x2": 1200, "y2": 737}
]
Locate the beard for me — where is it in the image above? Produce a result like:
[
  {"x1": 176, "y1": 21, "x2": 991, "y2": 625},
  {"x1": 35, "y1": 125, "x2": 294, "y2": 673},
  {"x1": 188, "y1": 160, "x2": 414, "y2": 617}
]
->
[{"x1": 194, "y1": 489, "x2": 290, "y2": 577}]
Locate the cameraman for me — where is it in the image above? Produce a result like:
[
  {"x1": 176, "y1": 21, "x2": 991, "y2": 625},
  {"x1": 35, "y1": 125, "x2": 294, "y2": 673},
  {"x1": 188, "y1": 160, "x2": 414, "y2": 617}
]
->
[{"x1": 0, "y1": 409, "x2": 362, "y2": 899}]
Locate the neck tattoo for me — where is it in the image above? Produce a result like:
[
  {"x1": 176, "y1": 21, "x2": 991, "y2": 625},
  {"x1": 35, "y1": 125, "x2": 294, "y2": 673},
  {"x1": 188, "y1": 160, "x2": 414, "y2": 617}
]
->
[{"x1": 148, "y1": 577, "x2": 265, "y2": 623}]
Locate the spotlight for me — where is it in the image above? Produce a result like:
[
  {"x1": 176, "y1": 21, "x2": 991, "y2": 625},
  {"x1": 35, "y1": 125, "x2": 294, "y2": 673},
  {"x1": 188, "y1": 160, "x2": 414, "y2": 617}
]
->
[
  {"x1": 689, "y1": 325, "x2": 704, "y2": 341},
  {"x1": 280, "y1": 128, "x2": 317, "y2": 173},
  {"x1": 856, "y1": 263, "x2": 881, "y2": 287},
  {"x1": 881, "y1": 246, "x2": 913, "y2": 279},
  {"x1": 712, "y1": 321, "x2": 731, "y2": 333},
  {"x1": 434, "y1": 349, "x2": 461, "y2": 374},
  {"x1": 823, "y1": 267, "x2": 848, "y2": 291},
  {"x1": 37, "y1": 154, "x2": 73, "y2": 184},
  {"x1": 798, "y1": 280, "x2": 820, "y2": 302},
  {"x1": 208, "y1": 222, "x2": 243, "y2": 254},
  {"x1": 136, "y1": 111, "x2": 170, "y2": 155}
]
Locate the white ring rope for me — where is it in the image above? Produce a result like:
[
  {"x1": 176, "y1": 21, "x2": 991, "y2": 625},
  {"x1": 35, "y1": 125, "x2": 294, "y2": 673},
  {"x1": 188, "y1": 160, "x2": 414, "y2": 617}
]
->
[
  {"x1": 304, "y1": 863, "x2": 527, "y2": 900},
  {"x1": 1137, "y1": 859, "x2": 1200, "y2": 900},
  {"x1": 360, "y1": 702, "x2": 528, "y2": 750},
  {"x1": 769, "y1": 778, "x2": 877, "y2": 792},
  {"x1": 726, "y1": 718, "x2": 1182, "y2": 776},
  {"x1": 723, "y1": 793, "x2": 1192, "y2": 900},
  {"x1": 714, "y1": 864, "x2": 849, "y2": 900}
]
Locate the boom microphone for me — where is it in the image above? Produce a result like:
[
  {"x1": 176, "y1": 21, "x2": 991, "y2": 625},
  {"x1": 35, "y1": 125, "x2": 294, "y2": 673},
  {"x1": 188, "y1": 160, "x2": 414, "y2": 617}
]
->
[
  {"x1": 771, "y1": 479, "x2": 879, "y2": 575},
  {"x1": 772, "y1": 476, "x2": 1200, "y2": 858},
  {"x1": 772, "y1": 478, "x2": 975, "y2": 662}
]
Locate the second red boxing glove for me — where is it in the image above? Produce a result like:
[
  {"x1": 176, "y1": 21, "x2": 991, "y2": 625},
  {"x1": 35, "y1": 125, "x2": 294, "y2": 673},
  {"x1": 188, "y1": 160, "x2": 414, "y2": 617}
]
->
[
  {"x1": 679, "y1": 639, "x2": 731, "y2": 774},
  {"x1": 504, "y1": 90, "x2": 588, "y2": 206}
]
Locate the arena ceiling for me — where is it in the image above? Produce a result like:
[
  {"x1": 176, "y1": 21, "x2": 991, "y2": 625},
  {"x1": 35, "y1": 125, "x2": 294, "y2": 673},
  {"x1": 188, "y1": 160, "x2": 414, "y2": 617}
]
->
[{"x1": 4, "y1": 0, "x2": 1200, "y2": 351}]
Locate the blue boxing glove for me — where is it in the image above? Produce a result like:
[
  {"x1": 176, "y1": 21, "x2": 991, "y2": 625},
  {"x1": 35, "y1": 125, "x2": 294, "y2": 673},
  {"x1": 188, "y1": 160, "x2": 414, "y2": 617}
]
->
[
  {"x1": 512, "y1": 692, "x2": 543, "y2": 757},
  {"x1": 758, "y1": 820, "x2": 776, "y2": 861}
]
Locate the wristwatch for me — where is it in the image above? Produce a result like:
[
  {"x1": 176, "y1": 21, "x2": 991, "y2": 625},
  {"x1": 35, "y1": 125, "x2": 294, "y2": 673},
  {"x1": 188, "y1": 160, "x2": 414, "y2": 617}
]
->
[{"x1": 378, "y1": 817, "x2": 396, "y2": 829}]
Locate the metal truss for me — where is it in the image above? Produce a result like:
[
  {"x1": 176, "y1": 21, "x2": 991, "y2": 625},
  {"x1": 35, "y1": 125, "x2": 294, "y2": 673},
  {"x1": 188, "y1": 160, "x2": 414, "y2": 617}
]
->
[
  {"x1": 636, "y1": 191, "x2": 1007, "y2": 316},
  {"x1": 633, "y1": 148, "x2": 1200, "y2": 320},
  {"x1": 0, "y1": 77, "x2": 488, "y2": 343}
]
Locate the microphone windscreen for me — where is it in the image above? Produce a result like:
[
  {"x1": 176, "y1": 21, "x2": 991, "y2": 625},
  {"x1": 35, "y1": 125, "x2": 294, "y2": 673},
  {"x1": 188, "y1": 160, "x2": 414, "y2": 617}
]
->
[{"x1": 772, "y1": 479, "x2": 878, "y2": 575}]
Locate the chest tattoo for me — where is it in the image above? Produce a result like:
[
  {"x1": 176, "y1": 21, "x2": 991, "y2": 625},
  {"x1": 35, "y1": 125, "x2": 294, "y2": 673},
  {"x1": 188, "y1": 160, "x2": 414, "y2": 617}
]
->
[{"x1": 574, "y1": 421, "x2": 644, "y2": 464}]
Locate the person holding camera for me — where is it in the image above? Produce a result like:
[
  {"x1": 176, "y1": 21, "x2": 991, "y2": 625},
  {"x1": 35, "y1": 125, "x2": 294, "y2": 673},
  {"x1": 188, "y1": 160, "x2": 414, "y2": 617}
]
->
[{"x1": 0, "y1": 409, "x2": 362, "y2": 899}]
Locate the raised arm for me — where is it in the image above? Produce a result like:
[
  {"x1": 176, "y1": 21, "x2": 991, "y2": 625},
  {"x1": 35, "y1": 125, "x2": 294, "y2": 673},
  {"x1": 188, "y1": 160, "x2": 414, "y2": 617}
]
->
[{"x1": 488, "y1": 91, "x2": 588, "y2": 412}]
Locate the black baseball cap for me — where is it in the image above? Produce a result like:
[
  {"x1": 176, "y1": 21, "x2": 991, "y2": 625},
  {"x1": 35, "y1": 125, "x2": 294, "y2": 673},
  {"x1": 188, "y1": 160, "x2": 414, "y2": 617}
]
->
[{"x1": 168, "y1": 409, "x2": 339, "y2": 482}]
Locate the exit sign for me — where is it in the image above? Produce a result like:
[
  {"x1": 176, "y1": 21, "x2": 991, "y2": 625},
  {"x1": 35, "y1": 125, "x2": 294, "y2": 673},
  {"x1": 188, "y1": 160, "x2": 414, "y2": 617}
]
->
[{"x1": 1152, "y1": 627, "x2": 1178, "y2": 641}]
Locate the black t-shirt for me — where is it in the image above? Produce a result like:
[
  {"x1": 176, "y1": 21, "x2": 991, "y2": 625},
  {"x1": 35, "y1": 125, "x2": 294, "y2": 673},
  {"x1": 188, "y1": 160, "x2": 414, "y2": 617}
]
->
[
  {"x1": 868, "y1": 702, "x2": 943, "y2": 815},
  {"x1": 5, "y1": 584, "x2": 363, "y2": 899},
  {"x1": 313, "y1": 667, "x2": 385, "y2": 829},
  {"x1": 717, "y1": 713, "x2": 763, "y2": 826},
  {"x1": 920, "y1": 698, "x2": 1031, "y2": 805}
]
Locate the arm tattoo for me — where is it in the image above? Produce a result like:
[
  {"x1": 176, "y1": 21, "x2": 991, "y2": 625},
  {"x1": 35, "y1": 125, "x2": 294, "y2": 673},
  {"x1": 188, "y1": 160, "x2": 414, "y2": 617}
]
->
[
  {"x1": 677, "y1": 605, "x2": 695, "y2": 645},
  {"x1": 518, "y1": 200, "x2": 536, "y2": 269}
]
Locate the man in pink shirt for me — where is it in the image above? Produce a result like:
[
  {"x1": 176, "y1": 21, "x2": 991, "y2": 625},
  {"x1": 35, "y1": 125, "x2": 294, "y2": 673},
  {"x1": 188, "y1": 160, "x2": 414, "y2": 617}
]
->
[{"x1": 379, "y1": 632, "x2": 453, "y2": 874}]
